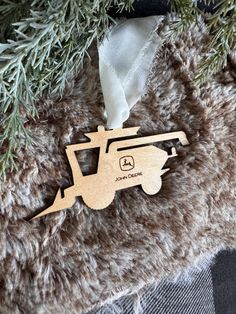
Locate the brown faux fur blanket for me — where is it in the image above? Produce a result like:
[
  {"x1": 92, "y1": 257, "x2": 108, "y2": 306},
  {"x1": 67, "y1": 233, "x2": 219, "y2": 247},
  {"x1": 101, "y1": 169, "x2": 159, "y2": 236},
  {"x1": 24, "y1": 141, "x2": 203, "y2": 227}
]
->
[{"x1": 1, "y1": 20, "x2": 236, "y2": 313}]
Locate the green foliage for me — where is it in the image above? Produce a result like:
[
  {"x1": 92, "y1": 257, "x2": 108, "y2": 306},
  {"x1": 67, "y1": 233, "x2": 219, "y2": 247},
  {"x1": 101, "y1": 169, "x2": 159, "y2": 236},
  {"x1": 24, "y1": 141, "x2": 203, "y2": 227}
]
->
[
  {"x1": 0, "y1": 0, "x2": 134, "y2": 180},
  {"x1": 169, "y1": 0, "x2": 199, "y2": 35},
  {"x1": 195, "y1": 0, "x2": 236, "y2": 83},
  {"x1": 170, "y1": 0, "x2": 236, "y2": 84}
]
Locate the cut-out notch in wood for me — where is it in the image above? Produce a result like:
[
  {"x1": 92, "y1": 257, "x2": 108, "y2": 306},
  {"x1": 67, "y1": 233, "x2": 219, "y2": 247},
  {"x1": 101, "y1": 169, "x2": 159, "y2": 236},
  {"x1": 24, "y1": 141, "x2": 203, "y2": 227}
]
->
[{"x1": 30, "y1": 125, "x2": 189, "y2": 220}]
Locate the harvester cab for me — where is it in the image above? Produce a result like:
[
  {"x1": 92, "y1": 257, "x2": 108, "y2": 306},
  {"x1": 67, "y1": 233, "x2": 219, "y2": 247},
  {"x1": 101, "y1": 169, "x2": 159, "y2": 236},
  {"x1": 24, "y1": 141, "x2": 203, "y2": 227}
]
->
[{"x1": 65, "y1": 125, "x2": 141, "y2": 184}]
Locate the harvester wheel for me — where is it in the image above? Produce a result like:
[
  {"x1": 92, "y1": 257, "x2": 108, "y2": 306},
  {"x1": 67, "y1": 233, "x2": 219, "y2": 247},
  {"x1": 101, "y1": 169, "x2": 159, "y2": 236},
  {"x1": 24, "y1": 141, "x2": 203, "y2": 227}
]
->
[
  {"x1": 82, "y1": 191, "x2": 115, "y2": 210},
  {"x1": 142, "y1": 176, "x2": 162, "y2": 195}
]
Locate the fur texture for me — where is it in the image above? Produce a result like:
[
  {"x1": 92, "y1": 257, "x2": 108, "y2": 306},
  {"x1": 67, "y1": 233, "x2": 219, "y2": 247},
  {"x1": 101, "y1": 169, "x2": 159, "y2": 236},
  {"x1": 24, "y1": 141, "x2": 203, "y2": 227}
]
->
[{"x1": 0, "y1": 20, "x2": 236, "y2": 313}]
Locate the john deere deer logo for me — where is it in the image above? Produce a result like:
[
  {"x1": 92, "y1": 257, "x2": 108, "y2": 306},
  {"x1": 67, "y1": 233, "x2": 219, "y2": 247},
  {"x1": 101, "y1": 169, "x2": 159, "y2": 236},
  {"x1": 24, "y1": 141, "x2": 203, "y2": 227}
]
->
[{"x1": 120, "y1": 156, "x2": 134, "y2": 171}]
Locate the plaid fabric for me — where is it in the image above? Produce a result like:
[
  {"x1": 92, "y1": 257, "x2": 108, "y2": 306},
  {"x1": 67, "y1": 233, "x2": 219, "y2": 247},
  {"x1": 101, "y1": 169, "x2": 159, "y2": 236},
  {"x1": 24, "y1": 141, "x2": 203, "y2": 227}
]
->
[
  {"x1": 89, "y1": 265, "x2": 215, "y2": 314},
  {"x1": 89, "y1": 250, "x2": 236, "y2": 314}
]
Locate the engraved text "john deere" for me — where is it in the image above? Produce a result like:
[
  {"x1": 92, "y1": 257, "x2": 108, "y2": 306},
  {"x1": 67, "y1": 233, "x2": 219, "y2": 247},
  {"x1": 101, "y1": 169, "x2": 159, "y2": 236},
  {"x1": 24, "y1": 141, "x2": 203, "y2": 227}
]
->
[{"x1": 115, "y1": 172, "x2": 143, "y2": 182}]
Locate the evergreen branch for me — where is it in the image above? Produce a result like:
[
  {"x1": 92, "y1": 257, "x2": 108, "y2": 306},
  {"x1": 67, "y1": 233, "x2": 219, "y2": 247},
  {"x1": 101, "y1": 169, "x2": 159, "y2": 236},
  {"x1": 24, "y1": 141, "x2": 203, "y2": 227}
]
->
[
  {"x1": 169, "y1": 0, "x2": 236, "y2": 84},
  {"x1": 195, "y1": 0, "x2": 236, "y2": 83},
  {"x1": 0, "y1": 0, "x2": 32, "y2": 41},
  {"x1": 168, "y1": 0, "x2": 200, "y2": 37},
  {"x1": 0, "y1": 0, "x2": 134, "y2": 180}
]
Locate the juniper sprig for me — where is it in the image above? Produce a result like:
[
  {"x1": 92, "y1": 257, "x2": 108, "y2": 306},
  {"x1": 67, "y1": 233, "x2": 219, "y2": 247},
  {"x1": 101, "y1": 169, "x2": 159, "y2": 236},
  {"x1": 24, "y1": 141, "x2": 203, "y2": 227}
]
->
[
  {"x1": 169, "y1": 0, "x2": 236, "y2": 83},
  {"x1": 0, "y1": 0, "x2": 134, "y2": 180}
]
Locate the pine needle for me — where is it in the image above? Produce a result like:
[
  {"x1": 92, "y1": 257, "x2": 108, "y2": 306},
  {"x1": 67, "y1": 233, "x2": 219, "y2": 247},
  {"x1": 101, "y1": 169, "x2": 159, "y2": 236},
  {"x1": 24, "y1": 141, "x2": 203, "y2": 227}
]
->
[
  {"x1": 169, "y1": 0, "x2": 236, "y2": 84},
  {"x1": 195, "y1": 0, "x2": 236, "y2": 84},
  {"x1": 0, "y1": 0, "x2": 134, "y2": 180}
]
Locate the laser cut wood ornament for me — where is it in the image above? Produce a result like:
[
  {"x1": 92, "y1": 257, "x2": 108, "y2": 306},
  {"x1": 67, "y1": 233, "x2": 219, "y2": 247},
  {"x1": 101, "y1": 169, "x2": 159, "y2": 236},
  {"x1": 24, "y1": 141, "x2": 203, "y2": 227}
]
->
[{"x1": 31, "y1": 125, "x2": 189, "y2": 220}]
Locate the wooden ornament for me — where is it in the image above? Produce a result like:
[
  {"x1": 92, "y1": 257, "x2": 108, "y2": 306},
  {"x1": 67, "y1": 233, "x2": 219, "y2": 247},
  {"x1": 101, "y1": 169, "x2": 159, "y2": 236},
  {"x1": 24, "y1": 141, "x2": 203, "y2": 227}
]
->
[{"x1": 30, "y1": 125, "x2": 189, "y2": 220}]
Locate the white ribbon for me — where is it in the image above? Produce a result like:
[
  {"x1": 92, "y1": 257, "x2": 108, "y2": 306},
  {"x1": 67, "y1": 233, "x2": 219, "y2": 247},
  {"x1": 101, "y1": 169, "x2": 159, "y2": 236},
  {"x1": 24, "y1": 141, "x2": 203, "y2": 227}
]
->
[{"x1": 99, "y1": 16, "x2": 163, "y2": 129}]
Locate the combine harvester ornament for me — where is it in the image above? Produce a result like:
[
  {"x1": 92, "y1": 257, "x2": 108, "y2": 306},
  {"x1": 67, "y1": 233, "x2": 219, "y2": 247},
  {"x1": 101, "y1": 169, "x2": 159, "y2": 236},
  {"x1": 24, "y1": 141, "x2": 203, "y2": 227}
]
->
[{"x1": 31, "y1": 125, "x2": 189, "y2": 220}]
